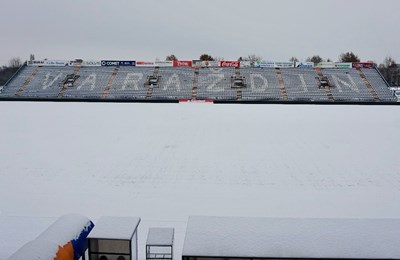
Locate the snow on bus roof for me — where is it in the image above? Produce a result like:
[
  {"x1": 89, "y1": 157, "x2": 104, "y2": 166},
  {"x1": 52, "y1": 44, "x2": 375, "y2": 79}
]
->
[{"x1": 183, "y1": 216, "x2": 400, "y2": 259}]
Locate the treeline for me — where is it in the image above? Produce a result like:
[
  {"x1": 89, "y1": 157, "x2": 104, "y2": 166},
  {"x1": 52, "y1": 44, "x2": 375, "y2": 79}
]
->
[
  {"x1": 0, "y1": 57, "x2": 22, "y2": 85},
  {"x1": 378, "y1": 57, "x2": 399, "y2": 86}
]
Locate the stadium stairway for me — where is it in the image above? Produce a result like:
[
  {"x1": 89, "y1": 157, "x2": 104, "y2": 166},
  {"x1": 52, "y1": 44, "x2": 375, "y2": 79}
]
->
[
  {"x1": 58, "y1": 63, "x2": 81, "y2": 98},
  {"x1": 146, "y1": 67, "x2": 160, "y2": 98},
  {"x1": 235, "y1": 67, "x2": 243, "y2": 100},
  {"x1": 357, "y1": 69, "x2": 380, "y2": 102},
  {"x1": 191, "y1": 67, "x2": 199, "y2": 100},
  {"x1": 102, "y1": 66, "x2": 120, "y2": 98},
  {"x1": 15, "y1": 66, "x2": 42, "y2": 96},
  {"x1": 315, "y1": 68, "x2": 334, "y2": 102},
  {"x1": 274, "y1": 68, "x2": 289, "y2": 101}
]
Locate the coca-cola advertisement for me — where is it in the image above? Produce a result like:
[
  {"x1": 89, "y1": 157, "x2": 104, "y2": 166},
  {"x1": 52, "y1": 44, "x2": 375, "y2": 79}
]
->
[
  {"x1": 173, "y1": 60, "x2": 193, "y2": 67},
  {"x1": 352, "y1": 62, "x2": 375, "y2": 69},
  {"x1": 219, "y1": 61, "x2": 240, "y2": 68}
]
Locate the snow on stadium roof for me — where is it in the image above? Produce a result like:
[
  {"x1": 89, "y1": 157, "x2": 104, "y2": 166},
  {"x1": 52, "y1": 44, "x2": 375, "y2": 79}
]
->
[{"x1": 182, "y1": 216, "x2": 400, "y2": 259}]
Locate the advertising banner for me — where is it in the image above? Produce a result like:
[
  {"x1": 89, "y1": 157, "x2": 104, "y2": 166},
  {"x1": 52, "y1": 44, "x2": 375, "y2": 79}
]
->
[
  {"x1": 192, "y1": 60, "x2": 219, "y2": 67},
  {"x1": 275, "y1": 62, "x2": 295, "y2": 68},
  {"x1": 28, "y1": 60, "x2": 46, "y2": 66},
  {"x1": 255, "y1": 61, "x2": 275, "y2": 68},
  {"x1": 192, "y1": 60, "x2": 202, "y2": 67},
  {"x1": 28, "y1": 60, "x2": 69, "y2": 66},
  {"x1": 316, "y1": 62, "x2": 337, "y2": 68},
  {"x1": 68, "y1": 61, "x2": 79, "y2": 66},
  {"x1": 154, "y1": 61, "x2": 173, "y2": 67},
  {"x1": 240, "y1": 61, "x2": 253, "y2": 68},
  {"x1": 81, "y1": 60, "x2": 102, "y2": 67},
  {"x1": 101, "y1": 60, "x2": 136, "y2": 66},
  {"x1": 219, "y1": 61, "x2": 240, "y2": 68},
  {"x1": 173, "y1": 60, "x2": 193, "y2": 67},
  {"x1": 136, "y1": 61, "x2": 155, "y2": 67},
  {"x1": 352, "y1": 62, "x2": 375, "y2": 69},
  {"x1": 295, "y1": 62, "x2": 314, "y2": 68},
  {"x1": 335, "y1": 63, "x2": 352, "y2": 69},
  {"x1": 45, "y1": 60, "x2": 69, "y2": 66},
  {"x1": 256, "y1": 61, "x2": 294, "y2": 68}
]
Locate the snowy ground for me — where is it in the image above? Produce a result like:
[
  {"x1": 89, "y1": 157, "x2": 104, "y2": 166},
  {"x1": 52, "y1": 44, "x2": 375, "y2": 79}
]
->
[{"x1": 0, "y1": 102, "x2": 399, "y2": 259}]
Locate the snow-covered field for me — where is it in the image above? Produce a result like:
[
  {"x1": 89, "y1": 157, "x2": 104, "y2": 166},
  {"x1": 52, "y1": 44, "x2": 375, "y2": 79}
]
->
[{"x1": 0, "y1": 102, "x2": 399, "y2": 259}]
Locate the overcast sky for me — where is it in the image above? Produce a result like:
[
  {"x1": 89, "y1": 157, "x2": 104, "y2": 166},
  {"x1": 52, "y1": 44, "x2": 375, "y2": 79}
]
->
[{"x1": 1, "y1": 0, "x2": 399, "y2": 66}]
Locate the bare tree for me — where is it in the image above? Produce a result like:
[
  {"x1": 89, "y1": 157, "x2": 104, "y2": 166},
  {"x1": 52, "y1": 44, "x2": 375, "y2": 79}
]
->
[
  {"x1": 379, "y1": 57, "x2": 399, "y2": 86},
  {"x1": 213, "y1": 57, "x2": 225, "y2": 62},
  {"x1": 9, "y1": 57, "x2": 22, "y2": 68},
  {"x1": 238, "y1": 54, "x2": 262, "y2": 63},
  {"x1": 382, "y1": 56, "x2": 397, "y2": 68},
  {"x1": 246, "y1": 54, "x2": 262, "y2": 62}
]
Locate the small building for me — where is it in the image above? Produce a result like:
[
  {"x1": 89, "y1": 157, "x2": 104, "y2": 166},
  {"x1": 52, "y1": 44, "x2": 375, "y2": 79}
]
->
[
  {"x1": 182, "y1": 216, "x2": 400, "y2": 260},
  {"x1": 88, "y1": 216, "x2": 141, "y2": 260}
]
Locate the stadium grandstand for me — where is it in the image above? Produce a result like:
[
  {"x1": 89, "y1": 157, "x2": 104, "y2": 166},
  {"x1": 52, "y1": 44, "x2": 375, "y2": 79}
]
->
[
  {"x1": 1, "y1": 58, "x2": 399, "y2": 260},
  {"x1": 0, "y1": 59, "x2": 397, "y2": 103}
]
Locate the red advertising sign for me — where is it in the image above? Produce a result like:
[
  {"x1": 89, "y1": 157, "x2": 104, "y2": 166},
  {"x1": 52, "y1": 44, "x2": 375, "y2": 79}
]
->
[
  {"x1": 352, "y1": 62, "x2": 375, "y2": 69},
  {"x1": 219, "y1": 61, "x2": 240, "y2": 68},
  {"x1": 136, "y1": 61, "x2": 155, "y2": 67},
  {"x1": 173, "y1": 60, "x2": 193, "y2": 67}
]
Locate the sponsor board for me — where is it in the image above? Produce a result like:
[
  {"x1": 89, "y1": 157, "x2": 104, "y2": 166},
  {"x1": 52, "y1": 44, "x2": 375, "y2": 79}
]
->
[
  {"x1": 256, "y1": 61, "x2": 294, "y2": 68},
  {"x1": 101, "y1": 60, "x2": 136, "y2": 66},
  {"x1": 173, "y1": 60, "x2": 193, "y2": 67},
  {"x1": 68, "y1": 60, "x2": 82, "y2": 66},
  {"x1": 28, "y1": 60, "x2": 46, "y2": 66},
  {"x1": 81, "y1": 60, "x2": 102, "y2": 67},
  {"x1": 219, "y1": 61, "x2": 240, "y2": 68},
  {"x1": 335, "y1": 63, "x2": 352, "y2": 69},
  {"x1": 255, "y1": 61, "x2": 275, "y2": 68},
  {"x1": 275, "y1": 61, "x2": 294, "y2": 68},
  {"x1": 192, "y1": 60, "x2": 220, "y2": 67},
  {"x1": 240, "y1": 61, "x2": 253, "y2": 68},
  {"x1": 136, "y1": 61, "x2": 155, "y2": 67},
  {"x1": 295, "y1": 62, "x2": 314, "y2": 68},
  {"x1": 192, "y1": 60, "x2": 202, "y2": 67},
  {"x1": 48, "y1": 60, "x2": 69, "y2": 66},
  {"x1": 45, "y1": 60, "x2": 69, "y2": 66},
  {"x1": 155, "y1": 61, "x2": 173, "y2": 67},
  {"x1": 28, "y1": 60, "x2": 68, "y2": 66},
  {"x1": 316, "y1": 62, "x2": 337, "y2": 68},
  {"x1": 352, "y1": 62, "x2": 375, "y2": 69}
]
